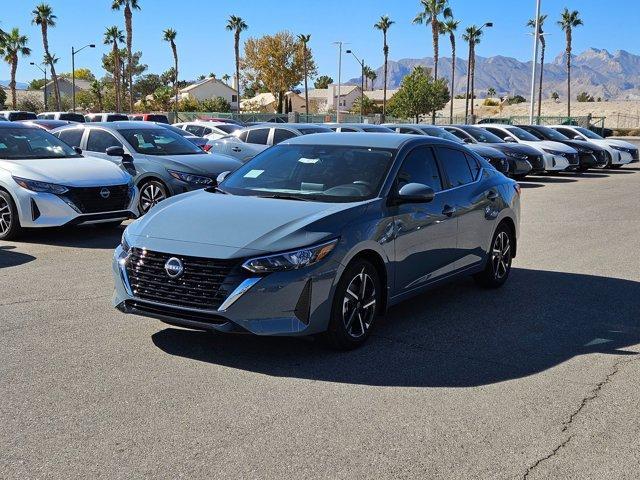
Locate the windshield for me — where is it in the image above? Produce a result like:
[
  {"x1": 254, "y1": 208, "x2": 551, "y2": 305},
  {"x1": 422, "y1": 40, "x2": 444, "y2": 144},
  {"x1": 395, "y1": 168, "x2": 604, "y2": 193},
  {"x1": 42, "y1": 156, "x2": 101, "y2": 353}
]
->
[
  {"x1": 505, "y1": 126, "x2": 540, "y2": 141},
  {"x1": 535, "y1": 126, "x2": 570, "y2": 141},
  {"x1": 299, "y1": 127, "x2": 331, "y2": 135},
  {"x1": 119, "y1": 128, "x2": 203, "y2": 155},
  {"x1": 463, "y1": 126, "x2": 504, "y2": 144},
  {"x1": 160, "y1": 123, "x2": 193, "y2": 137},
  {"x1": 419, "y1": 126, "x2": 464, "y2": 143},
  {"x1": 575, "y1": 126, "x2": 602, "y2": 139},
  {"x1": 0, "y1": 127, "x2": 80, "y2": 159},
  {"x1": 221, "y1": 144, "x2": 395, "y2": 202}
]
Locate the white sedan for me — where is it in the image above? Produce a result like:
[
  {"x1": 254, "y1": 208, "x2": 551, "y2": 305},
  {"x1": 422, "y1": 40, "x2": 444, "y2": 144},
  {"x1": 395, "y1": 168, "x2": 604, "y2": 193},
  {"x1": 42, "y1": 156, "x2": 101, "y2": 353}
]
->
[
  {"x1": 0, "y1": 122, "x2": 138, "y2": 240},
  {"x1": 173, "y1": 121, "x2": 242, "y2": 140},
  {"x1": 549, "y1": 125, "x2": 638, "y2": 168}
]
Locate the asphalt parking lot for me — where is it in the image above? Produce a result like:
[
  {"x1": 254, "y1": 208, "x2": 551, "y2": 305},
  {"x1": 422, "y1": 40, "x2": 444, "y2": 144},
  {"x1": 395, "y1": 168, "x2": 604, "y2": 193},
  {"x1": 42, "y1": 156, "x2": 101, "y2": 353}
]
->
[{"x1": 2, "y1": 159, "x2": 639, "y2": 478}]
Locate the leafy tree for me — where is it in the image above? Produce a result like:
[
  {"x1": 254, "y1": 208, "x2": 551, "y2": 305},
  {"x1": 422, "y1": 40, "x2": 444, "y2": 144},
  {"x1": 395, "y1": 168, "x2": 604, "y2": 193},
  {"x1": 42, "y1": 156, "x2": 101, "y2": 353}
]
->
[
  {"x1": 151, "y1": 85, "x2": 173, "y2": 111},
  {"x1": 28, "y1": 78, "x2": 47, "y2": 90},
  {"x1": 350, "y1": 95, "x2": 379, "y2": 115},
  {"x1": 112, "y1": 0, "x2": 141, "y2": 112},
  {"x1": 505, "y1": 95, "x2": 526, "y2": 105},
  {"x1": 487, "y1": 87, "x2": 496, "y2": 97},
  {"x1": 314, "y1": 75, "x2": 333, "y2": 89},
  {"x1": 32, "y1": 3, "x2": 61, "y2": 109},
  {"x1": 551, "y1": 91, "x2": 559, "y2": 101},
  {"x1": 0, "y1": 87, "x2": 7, "y2": 107},
  {"x1": 387, "y1": 66, "x2": 449, "y2": 122},
  {"x1": 243, "y1": 31, "x2": 317, "y2": 113},
  {"x1": 134, "y1": 73, "x2": 163, "y2": 98},
  {"x1": 0, "y1": 28, "x2": 31, "y2": 108},
  {"x1": 197, "y1": 74, "x2": 206, "y2": 81},
  {"x1": 61, "y1": 67, "x2": 95, "y2": 81},
  {"x1": 90, "y1": 80, "x2": 104, "y2": 111},
  {"x1": 200, "y1": 96, "x2": 231, "y2": 112},
  {"x1": 374, "y1": 15, "x2": 394, "y2": 117},
  {"x1": 226, "y1": 15, "x2": 248, "y2": 111},
  {"x1": 576, "y1": 91, "x2": 594, "y2": 102},
  {"x1": 441, "y1": 17, "x2": 459, "y2": 122},
  {"x1": 527, "y1": 14, "x2": 547, "y2": 119},
  {"x1": 17, "y1": 95, "x2": 44, "y2": 113},
  {"x1": 222, "y1": 74, "x2": 231, "y2": 84},
  {"x1": 104, "y1": 26, "x2": 125, "y2": 111},
  {"x1": 558, "y1": 8, "x2": 583, "y2": 117},
  {"x1": 162, "y1": 29, "x2": 178, "y2": 108}
]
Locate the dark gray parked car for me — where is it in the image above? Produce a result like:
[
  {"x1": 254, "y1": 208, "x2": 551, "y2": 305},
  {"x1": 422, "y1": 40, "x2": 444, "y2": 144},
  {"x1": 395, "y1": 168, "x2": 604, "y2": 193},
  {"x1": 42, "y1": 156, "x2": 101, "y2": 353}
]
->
[
  {"x1": 52, "y1": 122, "x2": 242, "y2": 213},
  {"x1": 113, "y1": 133, "x2": 521, "y2": 349}
]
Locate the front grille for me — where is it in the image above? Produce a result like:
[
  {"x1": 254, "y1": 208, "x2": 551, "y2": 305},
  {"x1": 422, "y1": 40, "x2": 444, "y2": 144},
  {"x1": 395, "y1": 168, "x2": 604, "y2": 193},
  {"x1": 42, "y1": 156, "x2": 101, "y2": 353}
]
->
[
  {"x1": 125, "y1": 248, "x2": 243, "y2": 311},
  {"x1": 63, "y1": 184, "x2": 131, "y2": 213},
  {"x1": 527, "y1": 154, "x2": 544, "y2": 170},
  {"x1": 631, "y1": 148, "x2": 639, "y2": 161},
  {"x1": 565, "y1": 153, "x2": 580, "y2": 165}
]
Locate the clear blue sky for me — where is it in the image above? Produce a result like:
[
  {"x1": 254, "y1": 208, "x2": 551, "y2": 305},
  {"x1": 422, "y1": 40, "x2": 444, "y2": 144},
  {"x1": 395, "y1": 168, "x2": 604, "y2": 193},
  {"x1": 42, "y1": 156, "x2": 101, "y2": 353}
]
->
[{"x1": 2, "y1": 0, "x2": 639, "y2": 84}]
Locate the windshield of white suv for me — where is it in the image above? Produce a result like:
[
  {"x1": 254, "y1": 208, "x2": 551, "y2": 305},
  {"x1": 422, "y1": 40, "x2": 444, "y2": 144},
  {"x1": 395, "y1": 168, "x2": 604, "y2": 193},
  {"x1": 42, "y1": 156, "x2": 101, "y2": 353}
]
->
[
  {"x1": 220, "y1": 144, "x2": 395, "y2": 202},
  {"x1": 419, "y1": 126, "x2": 464, "y2": 143},
  {"x1": 0, "y1": 127, "x2": 80, "y2": 159},
  {"x1": 505, "y1": 126, "x2": 540, "y2": 141},
  {"x1": 463, "y1": 126, "x2": 504, "y2": 144},
  {"x1": 574, "y1": 127, "x2": 602, "y2": 140},
  {"x1": 119, "y1": 128, "x2": 203, "y2": 155}
]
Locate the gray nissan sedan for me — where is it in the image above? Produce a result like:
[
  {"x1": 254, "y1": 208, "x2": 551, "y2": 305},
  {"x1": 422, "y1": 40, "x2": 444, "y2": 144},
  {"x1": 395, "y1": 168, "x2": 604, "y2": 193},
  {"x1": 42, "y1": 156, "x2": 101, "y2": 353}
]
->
[{"x1": 113, "y1": 133, "x2": 520, "y2": 349}]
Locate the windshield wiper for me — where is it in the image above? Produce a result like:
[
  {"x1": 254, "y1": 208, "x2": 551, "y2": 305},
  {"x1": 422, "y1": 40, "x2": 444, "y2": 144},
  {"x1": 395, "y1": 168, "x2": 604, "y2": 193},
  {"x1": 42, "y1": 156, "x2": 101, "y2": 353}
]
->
[{"x1": 258, "y1": 193, "x2": 313, "y2": 202}]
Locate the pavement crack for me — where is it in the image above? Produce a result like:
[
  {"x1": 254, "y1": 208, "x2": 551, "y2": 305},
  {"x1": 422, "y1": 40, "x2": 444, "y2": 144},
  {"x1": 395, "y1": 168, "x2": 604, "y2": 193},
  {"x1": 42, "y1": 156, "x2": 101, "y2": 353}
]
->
[{"x1": 521, "y1": 356, "x2": 636, "y2": 479}]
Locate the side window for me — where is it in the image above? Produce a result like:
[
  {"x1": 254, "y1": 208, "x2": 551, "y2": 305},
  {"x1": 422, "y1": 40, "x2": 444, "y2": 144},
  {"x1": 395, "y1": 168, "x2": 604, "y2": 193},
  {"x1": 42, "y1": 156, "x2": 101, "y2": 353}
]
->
[
  {"x1": 465, "y1": 153, "x2": 482, "y2": 180},
  {"x1": 57, "y1": 129, "x2": 84, "y2": 148},
  {"x1": 86, "y1": 130, "x2": 122, "y2": 153},
  {"x1": 340, "y1": 127, "x2": 358, "y2": 132},
  {"x1": 202, "y1": 128, "x2": 213, "y2": 136},
  {"x1": 272, "y1": 128, "x2": 296, "y2": 144},
  {"x1": 398, "y1": 127, "x2": 414, "y2": 134},
  {"x1": 447, "y1": 129, "x2": 468, "y2": 141},
  {"x1": 231, "y1": 94, "x2": 238, "y2": 103},
  {"x1": 238, "y1": 130, "x2": 249, "y2": 142},
  {"x1": 437, "y1": 147, "x2": 474, "y2": 188},
  {"x1": 556, "y1": 127, "x2": 575, "y2": 138},
  {"x1": 523, "y1": 127, "x2": 544, "y2": 140},
  {"x1": 485, "y1": 127, "x2": 508, "y2": 140},
  {"x1": 185, "y1": 125, "x2": 204, "y2": 137},
  {"x1": 246, "y1": 128, "x2": 270, "y2": 145},
  {"x1": 396, "y1": 146, "x2": 442, "y2": 192}
]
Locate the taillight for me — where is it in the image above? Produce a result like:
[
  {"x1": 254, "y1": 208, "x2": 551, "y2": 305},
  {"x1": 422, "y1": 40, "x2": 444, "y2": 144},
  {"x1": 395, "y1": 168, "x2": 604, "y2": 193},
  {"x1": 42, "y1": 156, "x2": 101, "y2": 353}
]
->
[{"x1": 203, "y1": 144, "x2": 212, "y2": 152}]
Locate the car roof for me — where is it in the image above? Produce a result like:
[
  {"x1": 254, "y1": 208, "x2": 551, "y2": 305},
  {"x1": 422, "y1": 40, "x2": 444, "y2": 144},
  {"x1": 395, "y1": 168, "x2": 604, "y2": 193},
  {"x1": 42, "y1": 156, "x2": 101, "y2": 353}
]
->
[
  {"x1": 325, "y1": 122, "x2": 391, "y2": 128},
  {"x1": 282, "y1": 132, "x2": 454, "y2": 148},
  {"x1": 477, "y1": 124, "x2": 514, "y2": 129},
  {"x1": 0, "y1": 121, "x2": 31, "y2": 129},
  {"x1": 90, "y1": 121, "x2": 159, "y2": 130},
  {"x1": 383, "y1": 123, "x2": 432, "y2": 128}
]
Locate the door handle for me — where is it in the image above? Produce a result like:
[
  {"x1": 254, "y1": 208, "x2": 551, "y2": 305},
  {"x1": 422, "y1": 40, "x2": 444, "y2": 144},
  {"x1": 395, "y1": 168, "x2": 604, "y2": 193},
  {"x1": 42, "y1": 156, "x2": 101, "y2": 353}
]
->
[
  {"x1": 487, "y1": 190, "x2": 499, "y2": 201},
  {"x1": 231, "y1": 147, "x2": 242, "y2": 152},
  {"x1": 442, "y1": 205, "x2": 456, "y2": 217}
]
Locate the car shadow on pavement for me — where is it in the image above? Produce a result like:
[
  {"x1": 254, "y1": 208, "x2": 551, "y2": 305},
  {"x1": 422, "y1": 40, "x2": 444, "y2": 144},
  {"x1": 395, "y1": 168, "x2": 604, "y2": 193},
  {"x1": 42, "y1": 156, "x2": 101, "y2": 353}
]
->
[
  {"x1": 525, "y1": 176, "x2": 578, "y2": 183},
  {"x1": 0, "y1": 245, "x2": 36, "y2": 268},
  {"x1": 13, "y1": 224, "x2": 124, "y2": 249},
  {"x1": 152, "y1": 267, "x2": 640, "y2": 388},
  {"x1": 517, "y1": 182, "x2": 545, "y2": 189}
]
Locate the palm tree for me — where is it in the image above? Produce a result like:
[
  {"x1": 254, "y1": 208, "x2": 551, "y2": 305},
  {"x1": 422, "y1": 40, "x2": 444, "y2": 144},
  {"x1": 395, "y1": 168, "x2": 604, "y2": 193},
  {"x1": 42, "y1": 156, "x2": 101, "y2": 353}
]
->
[
  {"x1": 226, "y1": 15, "x2": 248, "y2": 112},
  {"x1": 104, "y1": 26, "x2": 124, "y2": 111},
  {"x1": 361, "y1": 66, "x2": 371, "y2": 90},
  {"x1": 32, "y1": 3, "x2": 60, "y2": 110},
  {"x1": 162, "y1": 29, "x2": 178, "y2": 110},
  {"x1": 441, "y1": 18, "x2": 459, "y2": 122},
  {"x1": 90, "y1": 79, "x2": 103, "y2": 111},
  {"x1": 462, "y1": 25, "x2": 483, "y2": 117},
  {"x1": 558, "y1": 8, "x2": 583, "y2": 118},
  {"x1": 0, "y1": 28, "x2": 31, "y2": 109},
  {"x1": 222, "y1": 74, "x2": 231, "y2": 85},
  {"x1": 112, "y1": 0, "x2": 141, "y2": 113},
  {"x1": 527, "y1": 14, "x2": 547, "y2": 120},
  {"x1": 374, "y1": 15, "x2": 394, "y2": 118},
  {"x1": 368, "y1": 70, "x2": 378, "y2": 90},
  {"x1": 297, "y1": 34, "x2": 311, "y2": 119}
]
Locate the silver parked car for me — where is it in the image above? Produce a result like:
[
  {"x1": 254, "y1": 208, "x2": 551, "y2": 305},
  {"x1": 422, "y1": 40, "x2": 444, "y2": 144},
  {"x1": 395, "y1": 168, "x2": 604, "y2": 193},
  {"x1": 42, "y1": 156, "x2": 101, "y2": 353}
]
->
[
  {"x1": 326, "y1": 123, "x2": 395, "y2": 133},
  {"x1": 52, "y1": 121, "x2": 242, "y2": 214},
  {"x1": 207, "y1": 123, "x2": 332, "y2": 162},
  {"x1": 113, "y1": 133, "x2": 520, "y2": 349}
]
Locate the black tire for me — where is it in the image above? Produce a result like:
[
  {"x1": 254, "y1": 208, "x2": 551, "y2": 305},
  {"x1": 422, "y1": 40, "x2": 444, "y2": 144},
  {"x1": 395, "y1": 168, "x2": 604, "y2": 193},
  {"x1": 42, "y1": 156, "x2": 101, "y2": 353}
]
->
[
  {"x1": 0, "y1": 190, "x2": 21, "y2": 240},
  {"x1": 138, "y1": 179, "x2": 168, "y2": 214},
  {"x1": 610, "y1": 164, "x2": 623, "y2": 170},
  {"x1": 323, "y1": 259, "x2": 382, "y2": 350},
  {"x1": 474, "y1": 223, "x2": 514, "y2": 288},
  {"x1": 512, "y1": 173, "x2": 528, "y2": 180},
  {"x1": 577, "y1": 165, "x2": 589, "y2": 172}
]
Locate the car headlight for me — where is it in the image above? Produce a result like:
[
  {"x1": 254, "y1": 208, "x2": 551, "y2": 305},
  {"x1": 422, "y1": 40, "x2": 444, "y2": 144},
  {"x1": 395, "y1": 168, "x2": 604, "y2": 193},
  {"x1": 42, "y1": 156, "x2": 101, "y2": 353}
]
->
[
  {"x1": 610, "y1": 145, "x2": 628, "y2": 152},
  {"x1": 242, "y1": 239, "x2": 339, "y2": 273},
  {"x1": 542, "y1": 149, "x2": 566, "y2": 157},
  {"x1": 167, "y1": 170, "x2": 214, "y2": 186},
  {"x1": 13, "y1": 176, "x2": 69, "y2": 194},
  {"x1": 120, "y1": 230, "x2": 132, "y2": 254},
  {"x1": 504, "y1": 151, "x2": 528, "y2": 160}
]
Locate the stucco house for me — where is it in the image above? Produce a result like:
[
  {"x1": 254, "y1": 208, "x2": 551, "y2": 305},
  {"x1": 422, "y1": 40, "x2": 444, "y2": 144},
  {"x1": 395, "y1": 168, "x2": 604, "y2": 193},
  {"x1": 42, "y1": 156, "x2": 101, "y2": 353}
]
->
[
  {"x1": 364, "y1": 88, "x2": 399, "y2": 108},
  {"x1": 178, "y1": 77, "x2": 238, "y2": 109},
  {"x1": 240, "y1": 91, "x2": 306, "y2": 113},
  {"x1": 306, "y1": 84, "x2": 362, "y2": 114},
  {"x1": 42, "y1": 77, "x2": 91, "y2": 103}
]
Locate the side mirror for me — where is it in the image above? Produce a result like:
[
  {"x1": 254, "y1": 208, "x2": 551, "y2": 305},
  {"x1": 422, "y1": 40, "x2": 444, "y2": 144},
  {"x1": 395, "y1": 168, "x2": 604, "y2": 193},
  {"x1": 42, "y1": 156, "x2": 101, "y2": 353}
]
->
[
  {"x1": 73, "y1": 146, "x2": 82, "y2": 155},
  {"x1": 503, "y1": 136, "x2": 516, "y2": 143},
  {"x1": 106, "y1": 145, "x2": 134, "y2": 166},
  {"x1": 394, "y1": 183, "x2": 435, "y2": 204},
  {"x1": 216, "y1": 171, "x2": 230, "y2": 184},
  {"x1": 573, "y1": 135, "x2": 583, "y2": 141}
]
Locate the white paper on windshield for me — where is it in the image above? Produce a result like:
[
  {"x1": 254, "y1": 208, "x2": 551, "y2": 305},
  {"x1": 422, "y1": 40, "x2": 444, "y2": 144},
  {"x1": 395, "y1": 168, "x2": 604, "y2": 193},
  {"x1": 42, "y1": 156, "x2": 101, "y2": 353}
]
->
[
  {"x1": 298, "y1": 157, "x2": 319, "y2": 164},
  {"x1": 244, "y1": 169, "x2": 264, "y2": 178}
]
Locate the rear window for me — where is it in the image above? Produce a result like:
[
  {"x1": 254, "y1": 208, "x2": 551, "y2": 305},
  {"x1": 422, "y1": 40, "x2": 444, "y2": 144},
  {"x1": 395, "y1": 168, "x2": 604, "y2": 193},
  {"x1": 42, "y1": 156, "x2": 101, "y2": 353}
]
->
[
  {"x1": 106, "y1": 114, "x2": 129, "y2": 122},
  {"x1": 146, "y1": 114, "x2": 169, "y2": 124},
  {"x1": 246, "y1": 128, "x2": 270, "y2": 145},
  {"x1": 9, "y1": 112, "x2": 37, "y2": 121},
  {"x1": 299, "y1": 127, "x2": 331, "y2": 135},
  {"x1": 58, "y1": 113, "x2": 86, "y2": 122}
]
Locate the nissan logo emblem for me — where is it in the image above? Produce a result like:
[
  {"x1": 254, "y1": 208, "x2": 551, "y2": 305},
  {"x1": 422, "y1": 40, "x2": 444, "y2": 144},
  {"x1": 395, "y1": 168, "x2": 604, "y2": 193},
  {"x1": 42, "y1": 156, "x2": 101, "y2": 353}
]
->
[
  {"x1": 164, "y1": 257, "x2": 184, "y2": 278},
  {"x1": 100, "y1": 187, "x2": 111, "y2": 199}
]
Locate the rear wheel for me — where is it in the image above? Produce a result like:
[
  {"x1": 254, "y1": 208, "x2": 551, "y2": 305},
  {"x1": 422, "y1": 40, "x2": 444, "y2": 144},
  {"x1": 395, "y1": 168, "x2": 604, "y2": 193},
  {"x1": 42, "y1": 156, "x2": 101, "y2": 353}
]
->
[
  {"x1": 474, "y1": 223, "x2": 513, "y2": 288},
  {"x1": 0, "y1": 190, "x2": 22, "y2": 241},
  {"x1": 323, "y1": 259, "x2": 381, "y2": 350},
  {"x1": 138, "y1": 179, "x2": 168, "y2": 214}
]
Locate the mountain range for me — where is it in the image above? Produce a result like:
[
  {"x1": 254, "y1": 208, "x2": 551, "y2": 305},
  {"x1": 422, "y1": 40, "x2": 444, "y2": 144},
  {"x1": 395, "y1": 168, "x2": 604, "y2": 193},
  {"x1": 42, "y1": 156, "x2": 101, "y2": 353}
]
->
[
  {"x1": 0, "y1": 80, "x2": 28, "y2": 90},
  {"x1": 348, "y1": 48, "x2": 640, "y2": 100}
]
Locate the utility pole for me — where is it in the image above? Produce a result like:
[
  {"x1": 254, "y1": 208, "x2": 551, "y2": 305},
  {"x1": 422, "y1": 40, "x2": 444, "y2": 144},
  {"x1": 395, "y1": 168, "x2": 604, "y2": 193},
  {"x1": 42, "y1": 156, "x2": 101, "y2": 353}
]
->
[{"x1": 332, "y1": 41, "x2": 344, "y2": 123}]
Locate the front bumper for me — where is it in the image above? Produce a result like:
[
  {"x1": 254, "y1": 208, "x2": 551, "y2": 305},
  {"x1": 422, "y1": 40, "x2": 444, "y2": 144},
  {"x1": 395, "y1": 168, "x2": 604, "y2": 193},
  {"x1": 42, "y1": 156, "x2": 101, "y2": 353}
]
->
[
  {"x1": 112, "y1": 245, "x2": 341, "y2": 336},
  {"x1": 611, "y1": 150, "x2": 634, "y2": 165},
  {"x1": 13, "y1": 187, "x2": 138, "y2": 228},
  {"x1": 506, "y1": 158, "x2": 533, "y2": 176},
  {"x1": 542, "y1": 154, "x2": 570, "y2": 171}
]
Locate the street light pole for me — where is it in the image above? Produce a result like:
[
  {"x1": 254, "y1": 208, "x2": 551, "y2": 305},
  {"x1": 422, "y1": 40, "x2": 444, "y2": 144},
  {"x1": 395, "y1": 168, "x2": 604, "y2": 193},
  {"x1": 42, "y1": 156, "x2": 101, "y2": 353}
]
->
[
  {"x1": 30, "y1": 62, "x2": 47, "y2": 111},
  {"x1": 529, "y1": 0, "x2": 542, "y2": 125},
  {"x1": 346, "y1": 49, "x2": 365, "y2": 122},
  {"x1": 332, "y1": 41, "x2": 344, "y2": 123},
  {"x1": 71, "y1": 43, "x2": 95, "y2": 112}
]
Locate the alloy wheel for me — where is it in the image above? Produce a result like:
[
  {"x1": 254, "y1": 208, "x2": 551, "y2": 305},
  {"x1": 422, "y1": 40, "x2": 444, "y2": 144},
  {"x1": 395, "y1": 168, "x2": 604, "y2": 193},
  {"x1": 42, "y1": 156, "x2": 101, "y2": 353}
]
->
[
  {"x1": 342, "y1": 268, "x2": 377, "y2": 338},
  {"x1": 0, "y1": 196, "x2": 12, "y2": 236},
  {"x1": 139, "y1": 182, "x2": 167, "y2": 213},
  {"x1": 491, "y1": 231, "x2": 511, "y2": 280}
]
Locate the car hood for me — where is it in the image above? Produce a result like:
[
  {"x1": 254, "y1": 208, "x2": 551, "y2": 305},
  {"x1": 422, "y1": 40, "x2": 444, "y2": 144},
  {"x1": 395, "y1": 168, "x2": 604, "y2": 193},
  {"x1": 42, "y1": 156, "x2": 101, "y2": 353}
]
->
[
  {"x1": 136, "y1": 152, "x2": 242, "y2": 175},
  {"x1": 518, "y1": 140, "x2": 576, "y2": 153},
  {"x1": 604, "y1": 139, "x2": 638, "y2": 150},
  {"x1": 126, "y1": 190, "x2": 369, "y2": 257},
  {"x1": 0, "y1": 155, "x2": 130, "y2": 186},
  {"x1": 559, "y1": 139, "x2": 606, "y2": 152},
  {"x1": 488, "y1": 142, "x2": 542, "y2": 156},
  {"x1": 466, "y1": 144, "x2": 506, "y2": 158}
]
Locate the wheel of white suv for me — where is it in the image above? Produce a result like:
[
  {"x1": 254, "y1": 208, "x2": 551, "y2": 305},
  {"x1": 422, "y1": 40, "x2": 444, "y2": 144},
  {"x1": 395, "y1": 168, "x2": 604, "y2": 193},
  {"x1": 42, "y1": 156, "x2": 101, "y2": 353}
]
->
[
  {"x1": 474, "y1": 223, "x2": 513, "y2": 288},
  {"x1": 139, "y1": 179, "x2": 168, "y2": 214},
  {"x1": 324, "y1": 259, "x2": 382, "y2": 350},
  {"x1": 0, "y1": 190, "x2": 21, "y2": 240}
]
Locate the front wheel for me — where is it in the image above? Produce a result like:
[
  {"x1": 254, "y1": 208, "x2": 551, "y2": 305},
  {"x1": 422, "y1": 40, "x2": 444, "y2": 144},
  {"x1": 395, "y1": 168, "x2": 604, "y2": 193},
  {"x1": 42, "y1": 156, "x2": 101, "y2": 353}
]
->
[
  {"x1": 323, "y1": 259, "x2": 382, "y2": 350},
  {"x1": 474, "y1": 223, "x2": 513, "y2": 288},
  {"x1": 138, "y1": 179, "x2": 168, "y2": 214},
  {"x1": 0, "y1": 190, "x2": 21, "y2": 240}
]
